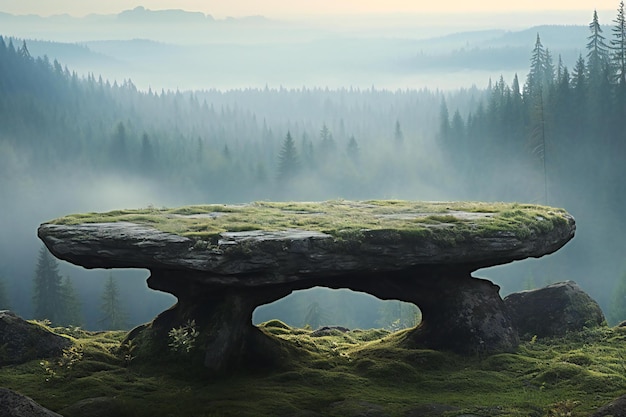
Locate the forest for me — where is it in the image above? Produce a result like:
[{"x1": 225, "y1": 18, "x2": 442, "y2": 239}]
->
[{"x1": 0, "y1": 5, "x2": 626, "y2": 331}]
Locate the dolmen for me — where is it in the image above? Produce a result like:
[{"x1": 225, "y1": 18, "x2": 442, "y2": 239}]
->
[{"x1": 38, "y1": 200, "x2": 576, "y2": 372}]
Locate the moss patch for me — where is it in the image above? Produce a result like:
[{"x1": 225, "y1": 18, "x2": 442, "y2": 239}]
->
[
  {"x1": 2, "y1": 323, "x2": 625, "y2": 416},
  {"x1": 45, "y1": 200, "x2": 571, "y2": 246}
]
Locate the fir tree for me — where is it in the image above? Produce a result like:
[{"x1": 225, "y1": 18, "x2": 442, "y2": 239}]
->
[
  {"x1": 587, "y1": 9, "x2": 610, "y2": 81},
  {"x1": 0, "y1": 276, "x2": 9, "y2": 310},
  {"x1": 319, "y1": 124, "x2": 335, "y2": 154},
  {"x1": 611, "y1": 0, "x2": 626, "y2": 84},
  {"x1": 609, "y1": 271, "x2": 626, "y2": 325},
  {"x1": 59, "y1": 276, "x2": 83, "y2": 326},
  {"x1": 346, "y1": 135, "x2": 359, "y2": 162},
  {"x1": 277, "y1": 131, "x2": 299, "y2": 181},
  {"x1": 140, "y1": 132, "x2": 156, "y2": 173},
  {"x1": 33, "y1": 247, "x2": 64, "y2": 324},
  {"x1": 526, "y1": 34, "x2": 548, "y2": 97},
  {"x1": 393, "y1": 120, "x2": 404, "y2": 146},
  {"x1": 100, "y1": 274, "x2": 128, "y2": 330}
]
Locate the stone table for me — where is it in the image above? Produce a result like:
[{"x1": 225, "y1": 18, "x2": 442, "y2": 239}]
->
[{"x1": 38, "y1": 200, "x2": 575, "y2": 372}]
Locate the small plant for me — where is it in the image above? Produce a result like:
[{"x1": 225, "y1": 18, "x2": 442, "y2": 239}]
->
[
  {"x1": 546, "y1": 399, "x2": 581, "y2": 416},
  {"x1": 39, "y1": 344, "x2": 83, "y2": 382},
  {"x1": 39, "y1": 360, "x2": 56, "y2": 382},
  {"x1": 168, "y1": 319, "x2": 199, "y2": 354},
  {"x1": 58, "y1": 344, "x2": 83, "y2": 371}
]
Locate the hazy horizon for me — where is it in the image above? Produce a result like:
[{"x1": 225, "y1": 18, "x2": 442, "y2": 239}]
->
[{"x1": 0, "y1": 0, "x2": 618, "y2": 19}]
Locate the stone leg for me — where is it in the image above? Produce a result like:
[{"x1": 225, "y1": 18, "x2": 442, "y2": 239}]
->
[
  {"x1": 318, "y1": 269, "x2": 518, "y2": 355},
  {"x1": 403, "y1": 274, "x2": 519, "y2": 354},
  {"x1": 128, "y1": 270, "x2": 289, "y2": 373}
]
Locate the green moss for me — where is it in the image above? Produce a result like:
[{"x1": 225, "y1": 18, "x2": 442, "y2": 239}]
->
[
  {"x1": 45, "y1": 200, "x2": 572, "y2": 249},
  {"x1": 7, "y1": 315, "x2": 625, "y2": 417}
]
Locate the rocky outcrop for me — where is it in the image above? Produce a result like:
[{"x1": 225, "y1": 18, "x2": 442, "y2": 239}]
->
[
  {"x1": 504, "y1": 281, "x2": 605, "y2": 339},
  {"x1": 0, "y1": 310, "x2": 72, "y2": 366},
  {"x1": 0, "y1": 388, "x2": 62, "y2": 417},
  {"x1": 592, "y1": 394, "x2": 626, "y2": 417},
  {"x1": 37, "y1": 200, "x2": 576, "y2": 372}
]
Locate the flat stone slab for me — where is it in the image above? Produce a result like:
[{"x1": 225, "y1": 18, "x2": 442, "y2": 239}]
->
[
  {"x1": 37, "y1": 200, "x2": 576, "y2": 371},
  {"x1": 38, "y1": 200, "x2": 575, "y2": 285}
]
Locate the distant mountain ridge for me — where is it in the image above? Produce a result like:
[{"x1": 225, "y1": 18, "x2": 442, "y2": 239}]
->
[{"x1": 0, "y1": 6, "x2": 272, "y2": 24}]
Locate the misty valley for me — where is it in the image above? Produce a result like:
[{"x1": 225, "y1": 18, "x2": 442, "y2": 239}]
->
[{"x1": 1, "y1": 3, "x2": 626, "y2": 417}]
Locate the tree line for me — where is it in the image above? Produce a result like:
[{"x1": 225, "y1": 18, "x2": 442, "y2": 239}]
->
[
  {"x1": 2, "y1": 247, "x2": 129, "y2": 329},
  {"x1": 437, "y1": 4, "x2": 626, "y2": 322}
]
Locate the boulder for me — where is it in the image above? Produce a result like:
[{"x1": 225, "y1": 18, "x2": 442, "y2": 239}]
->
[
  {"x1": 0, "y1": 310, "x2": 72, "y2": 366},
  {"x1": 0, "y1": 388, "x2": 62, "y2": 417},
  {"x1": 38, "y1": 200, "x2": 576, "y2": 372},
  {"x1": 503, "y1": 281, "x2": 605, "y2": 339},
  {"x1": 592, "y1": 394, "x2": 626, "y2": 417}
]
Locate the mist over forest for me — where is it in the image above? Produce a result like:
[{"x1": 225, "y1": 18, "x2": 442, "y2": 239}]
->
[{"x1": 1, "y1": 5, "x2": 625, "y2": 332}]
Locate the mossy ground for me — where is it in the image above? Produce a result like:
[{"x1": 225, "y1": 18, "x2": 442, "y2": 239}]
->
[
  {"x1": 46, "y1": 200, "x2": 571, "y2": 246},
  {"x1": 2, "y1": 322, "x2": 625, "y2": 417}
]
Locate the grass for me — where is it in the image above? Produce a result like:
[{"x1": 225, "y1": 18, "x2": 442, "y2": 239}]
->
[
  {"x1": 2, "y1": 322, "x2": 625, "y2": 417},
  {"x1": 45, "y1": 200, "x2": 572, "y2": 246}
]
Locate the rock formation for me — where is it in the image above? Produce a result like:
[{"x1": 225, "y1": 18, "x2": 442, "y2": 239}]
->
[
  {"x1": 592, "y1": 394, "x2": 626, "y2": 417},
  {"x1": 504, "y1": 281, "x2": 605, "y2": 339},
  {"x1": 0, "y1": 388, "x2": 62, "y2": 417},
  {"x1": 37, "y1": 200, "x2": 576, "y2": 372},
  {"x1": 0, "y1": 310, "x2": 72, "y2": 366}
]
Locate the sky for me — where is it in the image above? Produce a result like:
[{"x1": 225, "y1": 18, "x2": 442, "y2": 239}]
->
[{"x1": 0, "y1": 0, "x2": 618, "y2": 18}]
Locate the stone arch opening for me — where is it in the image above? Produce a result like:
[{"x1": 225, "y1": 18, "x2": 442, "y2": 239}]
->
[{"x1": 252, "y1": 286, "x2": 421, "y2": 332}]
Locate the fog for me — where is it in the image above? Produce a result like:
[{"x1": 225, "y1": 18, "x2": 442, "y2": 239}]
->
[{"x1": 1, "y1": 5, "x2": 625, "y2": 331}]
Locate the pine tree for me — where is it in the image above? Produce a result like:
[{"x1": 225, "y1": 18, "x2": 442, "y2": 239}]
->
[
  {"x1": 393, "y1": 120, "x2": 404, "y2": 146},
  {"x1": 319, "y1": 124, "x2": 335, "y2": 154},
  {"x1": 32, "y1": 247, "x2": 64, "y2": 324},
  {"x1": 140, "y1": 132, "x2": 156, "y2": 174},
  {"x1": 611, "y1": 1, "x2": 626, "y2": 84},
  {"x1": 346, "y1": 135, "x2": 359, "y2": 162},
  {"x1": 609, "y1": 271, "x2": 626, "y2": 325},
  {"x1": 110, "y1": 122, "x2": 128, "y2": 168},
  {"x1": 587, "y1": 10, "x2": 610, "y2": 81},
  {"x1": 437, "y1": 98, "x2": 450, "y2": 144},
  {"x1": 0, "y1": 276, "x2": 9, "y2": 310},
  {"x1": 100, "y1": 274, "x2": 128, "y2": 330},
  {"x1": 526, "y1": 34, "x2": 548, "y2": 97},
  {"x1": 277, "y1": 131, "x2": 299, "y2": 181},
  {"x1": 59, "y1": 276, "x2": 83, "y2": 326}
]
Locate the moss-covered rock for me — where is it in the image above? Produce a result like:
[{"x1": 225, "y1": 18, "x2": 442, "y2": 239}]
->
[
  {"x1": 0, "y1": 310, "x2": 71, "y2": 366},
  {"x1": 37, "y1": 200, "x2": 576, "y2": 372},
  {"x1": 504, "y1": 281, "x2": 605, "y2": 339}
]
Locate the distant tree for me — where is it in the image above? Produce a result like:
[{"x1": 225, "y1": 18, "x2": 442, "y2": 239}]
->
[
  {"x1": 587, "y1": 10, "x2": 610, "y2": 81},
  {"x1": 393, "y1": 120, "x2": 404, "y2": 146},
  {"x1": 376, "y1": 300, "x2": 421, "y2": 331},
  {"x1": 100, "y1": 274, "x2": 128, "y2": 330},
  {"x1": 109, "y1": 122, "x2": 129, "y2": 168},
  {"x1": 572, "y1": 54, "x2": 588, "y2": 93},
  {"x1": 319, "y1": 124, "x2": 335, "y2": 154},
  {"x1": 0, "y1": 276, "x2": 9, "y2": 310},
  {"x1": 277, "y1": 131, "x2": 299, "y2": 181},
  {"x1": 611, "y1": 1, "x2": 626, "y2": 84},
  {"x1": 303, "y1": 301, "x2": 330, "y2": 329},
  {"x1": 32, "y1": 247, "x2": 64, "y2": 324},
  {"x1": 609, "y1": 271, "x2": 626, "y2": 325},
  {"x1": 222, "y1": 144, "x2": 231, "y2": 160},
  {"x1": 525, "y1": 34, "x2": 554, "y2": 98},
  {"x1": 437, "y1": 98, "x2": 450, "y2": 144},
  {"x1": 612, "y1": 1, "x2": 626, "y2": 124},
  {"x1": 59, "y1": 276, "x2": 83, "y2": 326},
  {"x1": 18, "y1": 40, "x2": 31, "y2": 60},
  {"x1": 346, "y1": 135, "x2": 359, "y2": 162},
  {"x1": 140, "y1": 132, "x2": 156, "y2": 173}
]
